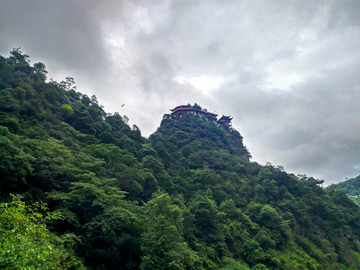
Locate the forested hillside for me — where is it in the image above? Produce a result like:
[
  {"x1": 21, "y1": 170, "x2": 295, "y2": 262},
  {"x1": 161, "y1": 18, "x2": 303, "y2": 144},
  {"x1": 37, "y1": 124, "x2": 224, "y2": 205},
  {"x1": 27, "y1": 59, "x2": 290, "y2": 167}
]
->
[
  {"x1": 1, "y1": 49, "x2": 360, "y2": 269},
  {"x1": 331, "y1": 175, "x2": 360, "y2": 202}
]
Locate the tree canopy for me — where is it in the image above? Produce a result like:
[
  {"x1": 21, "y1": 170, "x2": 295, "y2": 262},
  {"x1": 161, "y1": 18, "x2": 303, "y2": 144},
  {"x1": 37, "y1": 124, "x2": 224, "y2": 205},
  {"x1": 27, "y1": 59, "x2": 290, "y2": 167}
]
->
[{"x1": 1, "y1": 49, "x2": 360, "y2": 269}]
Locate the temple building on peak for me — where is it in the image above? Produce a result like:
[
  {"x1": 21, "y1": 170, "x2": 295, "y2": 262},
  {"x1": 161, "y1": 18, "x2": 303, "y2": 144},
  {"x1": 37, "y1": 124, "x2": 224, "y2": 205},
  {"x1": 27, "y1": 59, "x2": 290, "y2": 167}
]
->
[
  {"x1": 170, "y1": 104, "x2": 217, "y2": 120},
  {"x1": 218, "y1": 115, "x2": 233, "y2": 128},
  {"x1": 170, "y1": 104, "x2": 232, "y2": 128}
]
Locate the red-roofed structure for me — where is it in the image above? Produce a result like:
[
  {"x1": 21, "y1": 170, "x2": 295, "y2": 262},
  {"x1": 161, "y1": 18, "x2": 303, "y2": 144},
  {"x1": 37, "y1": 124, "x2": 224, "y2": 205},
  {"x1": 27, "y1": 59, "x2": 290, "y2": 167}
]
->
[
  {"x1": 217, "y1": 115, "x2": 233, "y2": 128},
  {"x1": 170, "y1": 105, "x2": 218, "y2": 120},
  {"x1": 170, "y1": 104, "x2": 232, "y2": 127}
]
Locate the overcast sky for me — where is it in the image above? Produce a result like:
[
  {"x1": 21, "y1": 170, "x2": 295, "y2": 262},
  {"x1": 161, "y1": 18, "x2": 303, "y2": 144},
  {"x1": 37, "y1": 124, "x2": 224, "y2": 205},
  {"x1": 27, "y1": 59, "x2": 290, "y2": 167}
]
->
[{"x1": 1, "y1": 0, "x2": 360, "y2": 184}]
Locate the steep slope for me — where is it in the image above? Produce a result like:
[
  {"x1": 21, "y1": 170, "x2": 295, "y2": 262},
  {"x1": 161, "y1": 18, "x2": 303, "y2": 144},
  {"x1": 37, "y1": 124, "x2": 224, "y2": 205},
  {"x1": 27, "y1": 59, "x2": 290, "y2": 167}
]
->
[
  {"x1": 1, "y1": 49, "x2": 360, "y2": 269},
  {"x1": 149, "y1": 109, "x2": 360, "y2": 269},
  {"x1": 331, "y1": 175, "x2": 360, "y2": 203},
  {"x1": 0, "y1": 49, "x2": 148, "y2": 268},
  {"x1": 331, "y1": 175, "x2": 360, "y2": 196}
]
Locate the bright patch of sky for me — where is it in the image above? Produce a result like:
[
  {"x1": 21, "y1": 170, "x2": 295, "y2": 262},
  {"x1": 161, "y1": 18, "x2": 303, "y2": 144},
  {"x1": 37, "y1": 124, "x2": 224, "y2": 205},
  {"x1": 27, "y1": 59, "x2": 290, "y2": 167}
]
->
[
  {"x1": 264, "y1": 71, "x2": 303, "y2": 90},
  {"x1": 174, "y1": 75, "x2": 228, "y2": 95}
]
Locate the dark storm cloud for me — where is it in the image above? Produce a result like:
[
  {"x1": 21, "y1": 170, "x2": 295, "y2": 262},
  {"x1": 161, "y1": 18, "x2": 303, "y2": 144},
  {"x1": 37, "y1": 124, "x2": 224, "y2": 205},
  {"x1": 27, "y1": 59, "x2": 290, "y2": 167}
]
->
[
  {"x1": 0, "y1": 1, "x2": 107, "y2": 75},
  {"x1": 1, "y1": 0, "x2": 360, "y2": 183}
]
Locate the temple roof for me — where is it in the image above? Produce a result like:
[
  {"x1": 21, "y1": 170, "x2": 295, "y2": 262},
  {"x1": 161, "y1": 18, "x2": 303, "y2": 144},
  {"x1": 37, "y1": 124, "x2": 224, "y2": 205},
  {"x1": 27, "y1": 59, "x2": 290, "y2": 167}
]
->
[
  {"x1": 170, "y1": 105, "x2": 218, "y2": 118},
  {"x1": 218, "y1": 115, "x2": 233, "y2": 121},
  {"x1": 170, "y1": 105, "x2": 192, "y2": 111},
  {"x1": 206, "y1": 112, "x2": 218, "y2": 117}
]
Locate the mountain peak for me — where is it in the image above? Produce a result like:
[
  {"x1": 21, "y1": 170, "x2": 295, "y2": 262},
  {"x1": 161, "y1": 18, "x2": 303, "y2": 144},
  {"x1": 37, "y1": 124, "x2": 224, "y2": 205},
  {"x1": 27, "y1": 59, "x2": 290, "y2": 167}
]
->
[{"x1": 170, "y1": 103, "x2": 233, "y2": 128}]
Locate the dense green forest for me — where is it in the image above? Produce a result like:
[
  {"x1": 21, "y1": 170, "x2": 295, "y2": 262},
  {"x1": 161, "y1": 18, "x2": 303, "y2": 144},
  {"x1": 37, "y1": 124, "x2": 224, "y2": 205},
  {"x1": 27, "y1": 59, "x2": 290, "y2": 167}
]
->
[
  {"x1": 331, "y1": 176, "x2": 360, "y2": 204},
  {"x1": 2, "y1": 49, "x2": 360, "y2": 269}
]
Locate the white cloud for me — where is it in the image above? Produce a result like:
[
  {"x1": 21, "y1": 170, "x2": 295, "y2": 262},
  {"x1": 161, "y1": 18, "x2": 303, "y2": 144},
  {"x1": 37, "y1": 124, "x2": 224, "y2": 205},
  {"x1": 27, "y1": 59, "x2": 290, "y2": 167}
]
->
[
  {"x1": 264, "y1": 70, "x2": 303, "y2": 90},
  {"x1": 174, "y1": 75, "x2": 229, "y2": 95}
]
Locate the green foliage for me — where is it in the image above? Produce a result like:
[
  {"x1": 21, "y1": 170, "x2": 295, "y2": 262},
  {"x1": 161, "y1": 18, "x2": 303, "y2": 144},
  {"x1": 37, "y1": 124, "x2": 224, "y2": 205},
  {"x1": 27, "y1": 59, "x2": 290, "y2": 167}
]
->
[
  {"x1": 140, "y1": 193, "x2": 199, "y2": 270},
  {"x1": 331, "y1": 175, "x2": 360, "y2": 197},
  {"x1": 0, "y1": 194, "x2": 78, "y2": 269},
  {"x1": 49, "y1": 173, "x2": 142, "y2": 268},
  {"x1": 0, "y1": 126, "x2": 34, "y2": 194},
  {"x1": 220, "y1": 257, "x2": 250, "y2": 270},
  {"x1": 1, "y1": 49, "x2": 360, "y2": 269},
  {"x1": 1, "y1": 117, "x2": 21, "y2": 132},
  {"x1": 60, "y1": 103, "x2": 74, "y2": 117},
  {"x1": 251, "y1": 264, "x2": 269, "y2": 270},
  {"x1": 240, "y1": 239, "x2": 265, "y2": 267}
]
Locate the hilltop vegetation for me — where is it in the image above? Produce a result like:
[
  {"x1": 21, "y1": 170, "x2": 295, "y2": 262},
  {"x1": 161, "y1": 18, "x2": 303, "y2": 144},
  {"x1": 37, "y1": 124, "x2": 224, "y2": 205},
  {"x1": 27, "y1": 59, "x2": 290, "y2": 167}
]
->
[
  {"x1": 331, "y1": 175, "x2": 360, "y2": 203},
  {"x1": 1, "y1": 49, "x2": 360, "y2": 269}
]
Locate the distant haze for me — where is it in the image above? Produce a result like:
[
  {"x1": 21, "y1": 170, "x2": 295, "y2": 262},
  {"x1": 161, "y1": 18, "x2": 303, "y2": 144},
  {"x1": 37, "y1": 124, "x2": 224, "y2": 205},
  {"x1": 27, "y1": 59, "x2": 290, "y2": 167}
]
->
[{"x1": 1, "y1": 0, "x2": 360, "y2": 184}]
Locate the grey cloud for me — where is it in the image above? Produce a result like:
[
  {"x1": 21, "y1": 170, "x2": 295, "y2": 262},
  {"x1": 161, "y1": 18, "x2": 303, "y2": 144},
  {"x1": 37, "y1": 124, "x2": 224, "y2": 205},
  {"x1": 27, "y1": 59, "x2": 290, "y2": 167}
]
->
[
  {"x1": 225, "y1": 61, "x2": 360, "y2": 183},
  {"x1": 1, "y1": 0, "x2": 360, "y2": 183},
  {"x1": 0, "y1": 1, "x2": 107, "y2": 75}
]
